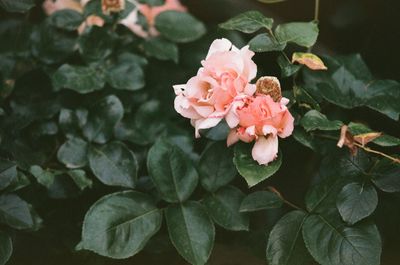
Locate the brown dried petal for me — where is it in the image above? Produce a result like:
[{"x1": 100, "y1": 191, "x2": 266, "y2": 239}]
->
[
  {"x1": 256, "y1": 76, "x2": 282, "y2": 102},
  {"x1": 102, "y1": 0, "x2": 125, "y2": 14},
  {"x1": 354, "y1": 132, "x2": 382, "y2": 146},
  {"x1": 337, "y1": 125, "x2": 358, "y2": 155}
]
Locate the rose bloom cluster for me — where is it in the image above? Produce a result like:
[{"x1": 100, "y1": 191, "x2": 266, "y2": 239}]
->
[
  {"x1": 43, "y1": 0, "x2": 186, "y2": 37},
  {"x1": 174, "y1": 39, "x2": 294, "y2": 165}
]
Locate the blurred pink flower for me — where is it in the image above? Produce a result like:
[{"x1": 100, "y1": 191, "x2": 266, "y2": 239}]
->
[
  {"x1": 227, "y1": 91, "x2": 294, "y2": 165},
  {"x1": 120, "y1": 0, "x2": 186, "y2": 38},
  {"x1": 173, "y1": 38, "x2": 257, "y2": 137},
  {"x1": 43, "y1": 0, "x2": 105, "y2": 34}
]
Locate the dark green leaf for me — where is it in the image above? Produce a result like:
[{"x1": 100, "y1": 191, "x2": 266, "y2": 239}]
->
[
  {"x1": 371, "y1": 158, "x2": 400, "y2": 193},
  {"x1": 202, "y1": 120, "x2": 230, "y2": 141},
  {"x1": 106, "y1": 53, "x2": 146, "y2": 91},
  {"x1": 0, "y1": 159, "x2": 17, "y2": 191},
  {"x1": 4, "y1": 171, "x2": 30, "y2": 193},
  {"x1": 59, "y1": 108, "x2": 88, "y2": 138},
  {"x1": 219, "y1": 11, "x2": 274, "y2": 33},
  {"x1": 203, "y1": 186, "x2": 249, "y2": 231},
  {"x1": 0, "y1": 194, "x2": 42, "y2": 230},
  {"x1": 233, "y1": 143, "x2": 282, "y2": 187},
  {"x1": 240, "y1": 190, "x2": 283, "y2": 212},
  {"x1": 29, "y1": 165, "x2": 55, "y2": 188},
  {"x1": 79, "y1": 26, "x2": 114, "y2": 62},
  {"x1": 300, "y1": 110, "x2": 343, "y2": 131},
  {"x1": 165, "y1": 201, "x2": 214, "y2": 265},
  {"x1": 143, "y1": 37, "x2": 178, "y2": 63},
  {"x1": 277, "y1": 55, "x2": 301, "y2": 78},
  {"x1": 81, "y1": 191, "x2": 162, "y2": 258},
  {"x1": 57, "y1": 138, "x2": 89, "y2": 169},
  {"x1": 67, "y1": 169, "x2": 93, "y2": 190},
  {"x1": 348, "y1": 122, "x2": 400, "y2": 147},
  {"x1": 114, "y1": 100, "x2": 166, "y2": 145},
  {"x1": 147, "y1": 138, "x2": 198, "y2": 203},
  {"x1": 0, "y1": 231, "x2": 12, "y2": 265},
  {"x1": 302, "y1": 214, "x2": 381, "y2": 265},
  {"x1": 52, "y1": 64, "x2": 105, "y2": 94},
  {"x1": 155, "y1": 11, "x2": 206, "y2": 43},
  {"x1": 248, "y1": 33, "x2": 286, "y2": 52},
  {"x1": 266, "y1": 211, "x2": 312, "y2": 265},
  {"x1": 83, "y1": 95, "x2": 124, "y2": 144},
  {"x1": 293, "y1": 86, "x2": 321, "y2": 111},
  {"x1": 275, "y1": 21, "x2": 318, "y2": 48},
  {"x1": 199, "y1": 142, "x2": 236, "y2": 192},
  {"x1": 88, "y1": 142, "x2": 138, "y2": 188},
  {"x1": 31, "y1": 22, "x2": 77, "y2": 64},
  {"x1": 48, "y1": 10, "x2": 84, "y2": 31},
  {"x1": 336, "y1": 182, "x2": 378, "y2": 225},
  {"x1": 0, "y1": 0, "x2": 34, "y2": 13}
]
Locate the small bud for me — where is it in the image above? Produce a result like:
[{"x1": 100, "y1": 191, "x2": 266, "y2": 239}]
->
[
  {"x1": 102, "y1": 0, "x2": 125, "y2": 15},
  {"x1": 256, "y1": 76, "x2": 282, "y2": 102}
]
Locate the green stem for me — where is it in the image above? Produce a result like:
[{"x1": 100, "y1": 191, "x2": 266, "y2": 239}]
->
[{"x1": 267, "y1": 28, "x2": 291, "y2": 63}]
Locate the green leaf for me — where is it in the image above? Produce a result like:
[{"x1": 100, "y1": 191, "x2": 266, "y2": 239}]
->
[
  {"x1": 4, "y1": 171, "x2": 30, "y2": 193},
  {"x1": 0, "y1": 159, "x2": 17, "y2": 191},
  {"x1": 275, "y1": 21, "x2": 319, "y2": 48},
  {"x1": 370, "y1": 158, "x2": 400, "y2": 193},
  {"x1": 165, "y1": 201, "x2": 215, "y2": 265},
  {"x1": 29, "y1": 165, "x2": 55, "y2": 188},
  {"x1": 307, "y1": 55, "x2": 400, "y2": 120},
  {"x1": 57, "y1": 138, "x2": 89, "y2": 169},
  {"x1": 59, "y1": 108, "x2": 88, "y2": 138},
  {"x1": 155, "y1": 11, "x2": 206, "y2": 43},
  {"x1": 83, "y1": 95, "x2": 124, "y2": 144},
  {"x1": 79, "y1": 26, "x2": 114, "y2": 62},
  {"x1": 266, "y1": 211, "x2": 312, "y2": 265},
  {"x1": 233, "y1": 143, "x2": 282, "y2": 187},
  {"x1": 48, "y1": 10, "x2": 84, "y2": 31},
  {"x1": 67, "y1": 169, "x2": 92, "y2": 191},
  {"x1": 52, "y1": 64, "x2": 105, "y2": 94},
  {"x1": 293, "y1": 86, "x2": 321, "y2": 111},
  {"x1": 106, "y1": 53, "x2": 146, "y2": 91},
  {"x1": 248, "y1": 33, "x2": 286, "y2": 52},
  {"x1": 81, "y1": 191, "x2": 162, "y2": 259},
  {"x1": 219, "y1": 11, "x2": 274, "y2": 33},
  {"x1": 336, "y1": 182, "x2": 378, "y2": 225},
  {"x1": 300, "y1": 110, "x2": 343, "y2": 131},
  {"x1": 277, "y1": 55, "x2": 301, "y2": 78},
  {"x1": 114, "y1": 100, "x2": 166, "y2": 145},
  {"x1": 348, "y1": 122, "x2": 400, "y2": 147},
  {"x1": 31, "y1": 22, "x2": 77, "y2": 64},
  {"x1": 199, "y1": 142, "x2": 236, "y2": 192},
  {"x1": 0, "y1": 194, "x2": 42, "y2": 230},
  {"x1": 0, "y1": 231, "x2": 12, "y2": 265},
  {"x1": 143, "y1": 37, "x2": 179, "y2": 63},
  {"x1": 147, "y1": 138, "x2": 198, "y2": 203},
  {"x1": 302, "y1": 214, "x2": 381, "y2": 265},
  {"x1": 88, "y1": 142, "x2": 138, "y2": 188},
  {"x1": 240, "y1": 190, "x2": 283, "y2": 212},
  {"x1": 0, "y1": 0, "x2": 34, "y2": 13},
  {"x1": 203, "y1": 186, "x2": 249, "y2": 231}
]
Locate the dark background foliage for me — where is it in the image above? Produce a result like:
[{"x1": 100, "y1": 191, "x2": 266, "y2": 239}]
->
[{"x1": 0, "y1": 0, "x2": 399, "y2": 264}]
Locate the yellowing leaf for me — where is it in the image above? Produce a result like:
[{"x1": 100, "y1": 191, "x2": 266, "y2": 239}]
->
[
  {"x1": 292, "y1": 52, "x2": 327, "y2": 70},
  {"x1": 354, "y1": 132, "x2": 382, "y2": 146}
]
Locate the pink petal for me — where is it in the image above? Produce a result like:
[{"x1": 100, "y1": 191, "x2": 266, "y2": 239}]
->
[
  {"x1": 206, "y1": 38, "x2": 232, "y2": 59},
  {"x1": 251, "y1": 136, "x2": 279, "y2": 165},
  {"x1": 227, "y1": 129, "x2": 240, "y2": 146}
]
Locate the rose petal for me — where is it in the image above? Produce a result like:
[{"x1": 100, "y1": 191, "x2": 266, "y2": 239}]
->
[{"x1": 251, "y1": 136, "x2": 279, "y2": 165}]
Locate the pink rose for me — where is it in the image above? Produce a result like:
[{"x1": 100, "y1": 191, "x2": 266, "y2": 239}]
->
[
  {"x1": 120, "y1": 0, "x2": 186, "y2": 38},
  {"x1": 227, "y1": 91, "x2": 294, "y2": 165},
  {"x1": 43, "y1": 0, "x2": 105, "y2": 35},
  {"x1": 173, "y1": 38, "x2": 257, "y2": 137},
  {"x1": 43, "y1": 0, "x2": 84, "y2": 15}
]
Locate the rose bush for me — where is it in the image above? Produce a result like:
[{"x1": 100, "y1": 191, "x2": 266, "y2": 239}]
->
[{"x1": 0, "y1": 0, "x2": 399, "y2": 265}]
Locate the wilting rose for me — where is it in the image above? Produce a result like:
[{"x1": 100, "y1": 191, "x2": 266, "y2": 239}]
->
[
  {"x1": 43, "y1": 0, "x2": 105, "y2": 34},
  {"x1": 173, "y1": 38, "x2": 257, "y2": 137},
  {"x1": 120, "y1": 0, "x2": 186, "y2": 38},
  {"x1": 227, "y1": 92, "x2": 294, "y2": 165}
]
